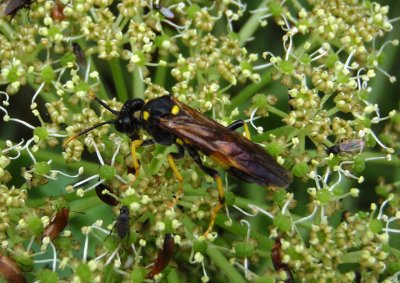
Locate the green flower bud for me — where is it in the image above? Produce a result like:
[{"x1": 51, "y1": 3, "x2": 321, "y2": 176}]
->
[
  {"x1": 251, "y1": 94, "x2": 269, "y2": 108},
  {"x1": 193, "y1": 240, "x2": 208, "y2": 254},
  {"x1": 292, "y1": 162, "x2": 308, "y2": 177},
  {"x1": 316, "y1": 189, "x2": 331, "y2": 204},
  {"x1": 34, "y1": 127, "x2": 49, "y2": 140},
  {"x1": 99, "y1": 165, "x2": 116, "y2": 181},
  {"x1": 185, "y1": 4, "x2": 201, "y2": 19},
  {"x1": 234, "y1": 242, "x2": 254, "y2": 258},
  {"x1": 369, "y1": 219, "x2": 383, "y2": 233},
  {"x1": 27, "y1": 216, "x2": 44, "y2": 234},
  {"x1": 375, "y1": 185, "x2": 390, "y2": 197},
  {"x1": 76, "y1": 263, "x2": 93, "y2": 283},
  {"x1": 268, "y1": 1, "x2": 283, "y2": 16},
  {"x1": 34, "y1": 161, "x2": 51, "y2": 175},
  {"x1": 41, "y1": 65, "x2": 55, "y2": 84},
  {"x1": 265, "y1": 142, "x2": 283, "y2": 157},
  {"x1": 353, "y1": 156, "x2": 365, "y2": 173},
  {"x1": 274, "y1": 214, "x2": 292, "y2": 232},
  {"x1": 74, "y1": 81, "x2": 90, "y2": 92},
  {"x1": 54, "y1": 237, "x2": 72, "y2": 251},
  {"x1": 278, "y1": 60, "x2": 294, "y2": 75},
  {"x1": 36, "y1": 269, "x2": 59, "y2": 283},
  {"x1": 272, "y1": 189, "x2": 287, "y2": 205},
  {"x1": 131, "y1": 267, "x2": 147, "y2": 283},
  {"x1": 7, "y1": 66, "x2": 20, "y2": 83},
  {"x1": 14, "y1": 253, "x2": 33, "y2": 272},
  {"x1": 300, "y1": 54, "x2": 312, "y2": 65}
]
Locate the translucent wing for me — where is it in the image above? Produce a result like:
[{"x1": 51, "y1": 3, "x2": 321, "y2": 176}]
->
[{"x1": 158, "y1": 100, "x2": 292, "y2": 187}]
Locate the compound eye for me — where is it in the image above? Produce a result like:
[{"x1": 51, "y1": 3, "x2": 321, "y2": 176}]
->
[{"x1": 115, "y1": 118, "x2": 129, "y2": 133}]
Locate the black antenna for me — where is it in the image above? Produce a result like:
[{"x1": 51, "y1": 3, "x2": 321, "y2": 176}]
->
[
  {"x1": 92, "y1": 96, "x2": 119, "y2": 115},
  {"x1": 63, "y1": 92, "x2": 120, "y2": 147},
  {"x1": 63, "y1": 120, "x2": 115, "y2": 146}
]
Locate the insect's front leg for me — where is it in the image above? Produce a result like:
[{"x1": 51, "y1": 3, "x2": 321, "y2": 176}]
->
[
  {"x1": 227, "y1": 120, "x2": 244, "y2": 130},
  {"x1": 228, "y1": 120, "x2": 251, "y2": 139},
  {"x1": 130, "y1": 139, "x2": 155, "y2": 177},
  {"x1": 167, "y1": 143, "x2": 185, "y2": 208},
  {"x1": 185, "y1": 145, "x2": 225, "y2": 236}
]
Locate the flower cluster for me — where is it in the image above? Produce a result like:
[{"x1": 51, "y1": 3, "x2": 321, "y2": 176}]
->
[{"x1": 0, "y1": 0, "x2": 399, "y2": 282}]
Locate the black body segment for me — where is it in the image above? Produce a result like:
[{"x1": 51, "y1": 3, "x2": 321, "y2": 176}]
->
[
  {"x1": 325, "y1": 139, "x2": 365, "y2": 155},
  {"x1": 116, "y1": 206, "x2": 130, "y2": 239},
  {"x1": 2, "y1": 0, "x2": 35, "y2": 19},
  {"x1": 95, "y1": 183, "x2": 120, "y2": 206},
  {"x1": 72, "y1": 42, "x2": 86, "y2": 67}
]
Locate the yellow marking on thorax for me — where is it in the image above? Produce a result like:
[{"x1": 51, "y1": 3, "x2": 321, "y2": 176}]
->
[
  {"x1": 171, "y1": 105, "x2": 180, "y2": 115},
  {"x1": 176, "y1": 138, "x2": 183, "y2": 145},
  {"x1": 143, "y1": 111, "x2": 150, "y2": 121}
]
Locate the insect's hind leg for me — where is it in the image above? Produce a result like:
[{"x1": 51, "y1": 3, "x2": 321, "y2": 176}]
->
[
  {"x1": 228, "y1": 120, "x2": 251, "y2": 139},
  {"x1": 167, "y1": 143, "x2": 185, "y2": 208},
  {"x1": 185, "y1": 146, "x2": 225, "y2": 236}
]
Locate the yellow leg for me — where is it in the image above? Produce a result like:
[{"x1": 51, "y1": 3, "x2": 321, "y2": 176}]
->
[
  {"x1": 267, "y1": 186, "x2": 278, "y2": 192},
  {"x1": 88, "y1": 90, "x2": 96, "y2": 99},
  {"x1": 243, "y1": 122, "x2": 251, "y2": 140},
  {"x1": 204, "y1": 175, "x2": 225, "y2": 236},
  {"x1": 63, "y1": 133, "x2": 78, "y2": 147},
  {"x1": 167, "y1": 154, "x2": 184, "y2": 208},
  {"x1": 131, "y1": 140, "x2": 143, "y2": 177}
]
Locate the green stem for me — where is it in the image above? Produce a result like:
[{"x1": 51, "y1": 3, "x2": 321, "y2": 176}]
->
[
  {"x1": 108, "y1": 59, "x2": 128, "y2": 101},
  {"x1": 238, "y1": 0, "x2": 269, "y2": 46},
  {"x1": 267, "y1": 104, "x2": 288, "y2": 118},
  {"x1": 234, "y1": 195, "x2": 271, "y2": 212},
  {"x1": 299, "y1": 132, "x2": 306, "y2": 153},
  {"x1": 287, "y1": 128, "x2": 300, "y2": 142},
  {"x1": 228, "y1": 70, "x2": 273, "y2": 112},
  {"x1": 320, "y1": 92, "x2": 333, "y2": 108},
  {"x1": 290, "y1": 0, "x2": 305, "y2": 11},
  {"x1": 206, "y1": 246, "x2": 247, "y2": 283},
  {"x1": 154, "y1": 56, "x2": 169, "y2": 86},
  {"x1": 0, "y1": 21, "x2": 13, "y2": 40},
  {"x1": 362, "y1": 152, "x2": 400, "y2": 166},
  {"x1": 132, "y1": 66, "x2": 144, "y2": 99},
  {"x1": 326, "y1": 106, "x2": 340, "y2": 117}
]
